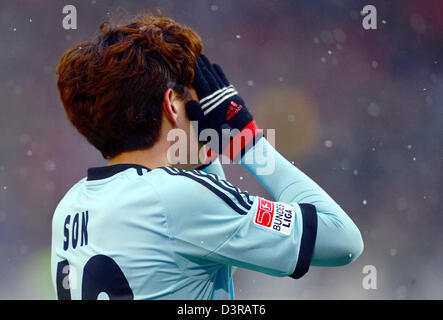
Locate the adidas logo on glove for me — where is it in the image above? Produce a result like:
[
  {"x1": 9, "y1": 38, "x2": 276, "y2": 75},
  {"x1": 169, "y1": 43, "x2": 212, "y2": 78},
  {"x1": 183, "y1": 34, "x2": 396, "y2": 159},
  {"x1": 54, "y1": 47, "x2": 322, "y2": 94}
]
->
[{"x1": 226, "y1": 100, "x2": 243, "y2": 120}]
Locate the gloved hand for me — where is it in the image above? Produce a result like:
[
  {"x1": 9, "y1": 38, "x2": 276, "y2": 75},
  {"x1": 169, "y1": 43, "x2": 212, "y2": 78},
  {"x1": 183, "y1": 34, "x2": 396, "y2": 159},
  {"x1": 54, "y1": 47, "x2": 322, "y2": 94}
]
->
[{"x1": 186, "y1": 55, "x2": 262, "y2": 161}]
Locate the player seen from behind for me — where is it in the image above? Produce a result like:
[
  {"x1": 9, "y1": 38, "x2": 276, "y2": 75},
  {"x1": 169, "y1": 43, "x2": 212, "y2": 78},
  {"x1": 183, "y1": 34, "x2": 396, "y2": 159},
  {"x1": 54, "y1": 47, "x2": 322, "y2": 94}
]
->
[{"x1": 51, "y1": 13, "x2": 364, "y2": 300}]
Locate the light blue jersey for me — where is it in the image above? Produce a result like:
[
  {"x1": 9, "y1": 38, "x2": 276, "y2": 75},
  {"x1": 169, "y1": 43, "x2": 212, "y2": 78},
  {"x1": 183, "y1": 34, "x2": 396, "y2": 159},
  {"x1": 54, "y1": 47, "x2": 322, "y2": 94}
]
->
[{"x1": 51, "y1": 138, "x2": 363, "y2": 300}]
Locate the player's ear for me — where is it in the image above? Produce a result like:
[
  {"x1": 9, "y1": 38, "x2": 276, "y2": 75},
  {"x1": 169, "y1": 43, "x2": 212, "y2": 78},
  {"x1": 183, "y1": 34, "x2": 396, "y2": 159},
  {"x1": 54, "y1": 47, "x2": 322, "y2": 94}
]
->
[{"x1": 162, "y1": 88, "x2": 179, "y2": 127}]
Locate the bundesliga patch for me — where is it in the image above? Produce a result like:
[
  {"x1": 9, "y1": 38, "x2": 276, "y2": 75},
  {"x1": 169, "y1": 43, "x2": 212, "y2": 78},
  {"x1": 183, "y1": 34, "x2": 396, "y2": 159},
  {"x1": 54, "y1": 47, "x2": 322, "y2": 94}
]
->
[{"x1": 254, "y1": 197, "x2": 295, "y2": 236}]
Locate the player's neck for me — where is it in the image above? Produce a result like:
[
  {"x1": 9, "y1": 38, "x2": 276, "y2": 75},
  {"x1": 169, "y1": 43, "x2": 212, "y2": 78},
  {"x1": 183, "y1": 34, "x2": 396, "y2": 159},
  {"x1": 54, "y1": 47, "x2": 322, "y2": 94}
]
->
[
  {"x1": 108, "y1": 139, "x2": 171, "y2": 169},
  {"x1": 108, "y1": 117, "x2": 206, "y2": 170},
  {"x1": 108, "y1": 120, "x2": 173, "y2": 169}
]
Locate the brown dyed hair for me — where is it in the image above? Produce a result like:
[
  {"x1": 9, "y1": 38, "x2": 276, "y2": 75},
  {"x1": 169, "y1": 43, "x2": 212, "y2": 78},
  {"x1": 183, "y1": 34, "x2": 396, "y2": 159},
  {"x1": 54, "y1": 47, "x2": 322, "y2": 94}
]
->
[{"x1": 57, "y1": 14, "x2": 203, "y2": 159}]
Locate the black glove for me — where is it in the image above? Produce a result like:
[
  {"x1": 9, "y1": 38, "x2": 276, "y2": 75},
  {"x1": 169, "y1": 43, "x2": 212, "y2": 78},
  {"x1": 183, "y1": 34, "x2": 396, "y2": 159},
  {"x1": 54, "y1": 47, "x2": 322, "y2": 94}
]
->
[{"x1": 186, "y1": 55, "x2": 262, "y2": 160}]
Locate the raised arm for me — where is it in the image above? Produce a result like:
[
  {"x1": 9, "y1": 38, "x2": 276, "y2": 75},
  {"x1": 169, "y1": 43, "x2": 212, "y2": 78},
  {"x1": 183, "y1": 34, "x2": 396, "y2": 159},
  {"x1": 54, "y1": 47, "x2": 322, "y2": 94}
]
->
[
  {"x1": 186, "y1": 54, "x2": 363, "y2": 270},
  {"x1": 241, "y1": 138, "x2": 364, "y2": 266}
]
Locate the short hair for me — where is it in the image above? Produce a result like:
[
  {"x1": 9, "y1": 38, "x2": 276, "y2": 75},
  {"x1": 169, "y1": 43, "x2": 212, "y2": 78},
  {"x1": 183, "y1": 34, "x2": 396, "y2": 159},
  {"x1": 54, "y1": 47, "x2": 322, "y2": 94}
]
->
[{"x1": 56, "y1": 14, "x2": 203, "y2": 159}]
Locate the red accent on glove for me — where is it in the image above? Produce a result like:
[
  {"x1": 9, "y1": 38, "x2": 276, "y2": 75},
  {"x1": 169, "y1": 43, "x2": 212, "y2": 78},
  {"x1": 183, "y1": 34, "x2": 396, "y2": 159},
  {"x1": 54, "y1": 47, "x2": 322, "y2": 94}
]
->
[{"x1": 221, "y1": 120, "x2": 262, "y2": 161}]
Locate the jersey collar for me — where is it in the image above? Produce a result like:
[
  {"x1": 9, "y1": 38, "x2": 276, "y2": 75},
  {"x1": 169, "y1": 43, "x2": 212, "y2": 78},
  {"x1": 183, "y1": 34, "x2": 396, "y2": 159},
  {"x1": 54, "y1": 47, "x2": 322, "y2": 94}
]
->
[{"x1": 87, "y1": 164, "x2": 151, "y2": 181}]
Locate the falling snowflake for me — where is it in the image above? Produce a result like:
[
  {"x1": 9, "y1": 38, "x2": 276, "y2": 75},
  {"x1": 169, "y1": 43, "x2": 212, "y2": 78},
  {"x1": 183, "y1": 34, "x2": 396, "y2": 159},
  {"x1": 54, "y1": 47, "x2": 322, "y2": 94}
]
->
[
  {"x1": 368, "y1": 102, "x2": 380, "y2": 117},
  {"x1": 45, "y1": 160, "x2": 56, "y2": 172}
]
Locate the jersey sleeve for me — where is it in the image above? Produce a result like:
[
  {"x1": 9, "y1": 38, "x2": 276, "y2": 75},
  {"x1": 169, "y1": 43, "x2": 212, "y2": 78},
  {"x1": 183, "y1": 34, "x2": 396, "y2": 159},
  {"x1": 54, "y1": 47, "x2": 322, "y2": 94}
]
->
[
  {"x1": 155, "y1": 166, "x2": 317, "y2": 279},
  {"x1": 199, "y1": 156, "x2": 226, "y2": 180}
]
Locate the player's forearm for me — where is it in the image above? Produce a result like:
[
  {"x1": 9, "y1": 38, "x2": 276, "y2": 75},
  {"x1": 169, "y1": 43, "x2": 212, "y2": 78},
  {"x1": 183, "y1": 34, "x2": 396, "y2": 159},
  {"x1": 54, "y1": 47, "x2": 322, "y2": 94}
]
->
[
  {"x1": 240, "y1": 138, "x2": 364, "y2": 266},
  {"x1": 187, "y1": 54, "x2": 363, "y2": 266},
  {"x1": 199, "y1": 156, "x2": 226, "y2": 180},
  {"x1": 240, "y1": 138, "x2": 332, "y2": 204}
]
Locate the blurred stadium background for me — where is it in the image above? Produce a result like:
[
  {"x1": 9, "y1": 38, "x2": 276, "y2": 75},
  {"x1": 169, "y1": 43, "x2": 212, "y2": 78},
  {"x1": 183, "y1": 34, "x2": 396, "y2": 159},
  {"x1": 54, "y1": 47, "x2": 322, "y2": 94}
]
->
[{"x1": 0, "y1": 0, "x2": 441, "y2": 299}]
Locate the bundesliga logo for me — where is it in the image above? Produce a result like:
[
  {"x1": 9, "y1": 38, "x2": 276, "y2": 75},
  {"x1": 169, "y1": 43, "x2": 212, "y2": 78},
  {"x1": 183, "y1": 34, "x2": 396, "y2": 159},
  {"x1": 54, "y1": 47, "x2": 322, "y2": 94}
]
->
[
  {"x1": 255, "y1": 198, "x2": 275, "y2": 227},
  {"x1": 254, "y1": 198, "x2": 294, "y2": 236}
]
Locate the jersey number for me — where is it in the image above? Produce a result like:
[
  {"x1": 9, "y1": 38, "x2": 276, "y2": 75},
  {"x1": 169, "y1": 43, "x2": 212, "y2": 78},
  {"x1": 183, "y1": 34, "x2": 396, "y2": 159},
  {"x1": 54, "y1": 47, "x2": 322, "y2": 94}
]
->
[{"x1": 56, "y1": 254, "x2": 134, "y2": 300}]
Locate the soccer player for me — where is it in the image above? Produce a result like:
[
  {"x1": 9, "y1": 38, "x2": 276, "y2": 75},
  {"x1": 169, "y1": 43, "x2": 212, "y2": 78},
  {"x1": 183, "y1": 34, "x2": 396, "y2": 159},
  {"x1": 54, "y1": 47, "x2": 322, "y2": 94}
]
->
[{"x1": 51, "y1": 14, "x2": 363, "y2": 300}]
